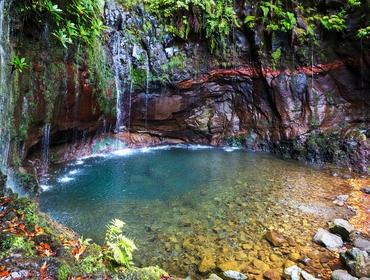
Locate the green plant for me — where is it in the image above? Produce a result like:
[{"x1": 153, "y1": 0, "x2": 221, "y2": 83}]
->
[
  {"x1": 10, "y1": 56, "x2": 31, "y2": 73},
  {"x1": 0, "y1": 236, "x2": 35, "y2": 258},
  {"x1": 244, "y1": 15, "x2": 256, "y2": 28},
  {"x1": 320, "y1": 12, "x2": 347, "y2": 31},
  {"x1": 105, "y1": 219, "x2": 137, "y2": 268},
  {"x1": 57, "y1": 264, "x2": 71, "y2": 280},
  {"x1": 347, "y1": 0, "x2": 361, "y2": 7},
  {"x1": 271, "y1": 48, "x2": 282, "y2": 70},
  {"x1": 357, "y1": 26, "x2": 370, "y2": 39},
  {"x1": 226, "y1": 134, "x2": 245, "y2": 147},
  {"x1": 146, "y1": 0, "x2": 238, "y2": 53}
]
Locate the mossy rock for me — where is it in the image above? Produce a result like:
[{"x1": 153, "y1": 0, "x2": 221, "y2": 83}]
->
[{"x1": 124, "y1": 266, "x2": 169, "y2": 280}]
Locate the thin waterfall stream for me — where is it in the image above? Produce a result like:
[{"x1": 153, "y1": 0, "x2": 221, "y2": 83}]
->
[{"x1": 0, "y1": 0, "x2": 11, "y2": 172}]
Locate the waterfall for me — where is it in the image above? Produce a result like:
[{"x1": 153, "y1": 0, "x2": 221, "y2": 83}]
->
[
  {"x1": 144, "y1": 53, "x2": 150, "y2": 129},
  {"x1": 112, "y1": 32, "x2": 125, "y2": 133},
  {"x1": 0, "y1": 0, "x2": 12, "y2": 173},
  {"x1": 127, "y1": 62, "x2": 133, "y2": 131},
  {"x1": 41, "y1": 123, "x2": 51, "y2": 175}
]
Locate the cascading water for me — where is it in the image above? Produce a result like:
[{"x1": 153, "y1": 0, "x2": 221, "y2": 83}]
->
[
  {"x1": 112, "y1": 32, "x2": 125, "y2": 133},
  {"x1": 41, "y1": 123, "x2": 51, "y2": 177},
  {"x1": 0, "y1": 0, "x2": 12, "y2": 173},
  {"x1": 144, "y1": 53, "x2": 150, "y2": 129},
  {"x1": 106, "y1": 1, "x2": 136, "y2": 135}
]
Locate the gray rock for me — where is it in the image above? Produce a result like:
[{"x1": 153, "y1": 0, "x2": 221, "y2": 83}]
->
[
  {"x1": 313, "y1": 228, "x2": 344, "y2": 249},
  {"x1": 333, "y1": 195, "x2": 349, "y2": 206},
  {"x1": 361, "y1": 187, "x2": 370, "y2": 194},
  {"x1": 207, "y1": 274, "x2": 223, "y2": 280},
  {"x1": 132, "y1": 44, "x2": 143, "y2": 60},
  {"x1": 301, "y1": 270, "x2": 319, "y2": 280},
  {"x1": 284, "y1": 265, "x2": 301, "y2": 280},
  {"x1": 223, "y1": 270, "x2": 247, "y2": 280},
  {"x1": 340, "y1": 248, "x2": 370, "y2": 278},
  {"x1": 329, "y1": 219, "x2": 355, "y2": 241},
  {"x1": 331, "y1": 270, "x2": 358, "y2": 280},
  {"x1": 353, "y1": 236, "x2": 370, "y2": 253},
  {"x1": 165, "y1": 47, "x2": 177, "y2": 58}
]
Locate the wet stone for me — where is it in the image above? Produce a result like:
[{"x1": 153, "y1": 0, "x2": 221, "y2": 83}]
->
[
  {"x1": 313, "y1": 228, "x2": 343, "y2": 249},
  {"x1": 329, "y1": 219, "x2": 354, "y2": 241},
  {"x1": 352, "y1": 236, "x2": 370, "y2": 253},
  {"x1": 331, "y1": 270, "x2": 359, "y2": 280},
  {"x1": 223, "y1": 270, "x2": 247, "y2": 280},
  {"x1": 207, "y1": 274, "x2": 223, "y2": 280},
  {"x1": 333, "y1": 195, "x2": 349, "y2": 207},
  {"x1": 264, "y1": 230, "x2": 285, "y2": 247},
  {"x1": 360, "y1": 187, "x2": 370, "y2": 194},
  {"x1": 263, "y1": 269, "x2": 281, "y2": 280}
]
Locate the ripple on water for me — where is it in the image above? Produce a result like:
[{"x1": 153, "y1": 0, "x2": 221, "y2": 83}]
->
[{"x1": 40, "y1": 147, "x2": 352, "y2": 278}]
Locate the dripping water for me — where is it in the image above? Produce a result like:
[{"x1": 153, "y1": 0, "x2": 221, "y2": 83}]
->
[
  {"x1": 0, "y1": 0, "x2": 12, "y2": 173},
  {"x1": 73, "y1": 45, "x2": 82, "y2": 141},
  {"x1": 144, "y1": 53, "x2": 150, "y2": 129},
  {"x1": 41, "y1": 123, "x2": 51, "y2": 175},
  {"x1": 112, "y1": 32, "x2": 125, "y2": 133},
  {"x1": 311, "y1": 40, "x2": 314, "y2": 93},
  {"x1": 127, "y1": 62, "x2": 133, "y2": 132}
]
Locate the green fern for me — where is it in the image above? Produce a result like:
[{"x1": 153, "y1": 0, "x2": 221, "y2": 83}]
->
[{"x1": 105, "y1": 219, "x2": 137, "y2": 268}]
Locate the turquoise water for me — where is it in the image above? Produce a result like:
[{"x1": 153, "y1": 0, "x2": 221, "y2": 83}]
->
[{"x1": 39, "y1": 145, "x2": 349, "y2": 277}]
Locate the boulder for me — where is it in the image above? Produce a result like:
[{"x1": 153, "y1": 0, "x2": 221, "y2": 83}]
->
[
  {"x1": 223, "y1": 270, "x2": 247, "y2": 280},
  {"x1": 264, "y1": 230, "x2": 285, "y2": 247},
  {"x1": 331, "y1": 270, "x2": 359, "y2": 280},
  {"x1": 313, "y1": 228, "x2": 343, "y2": 249},
  {"x1": 329, "y1": 219, "x2": 355, "y2": 241},
  {"x1": 340, "y1": 248, "x2": 370, "y2": 278},
  {"x1": 352, "y1": 236, "x2": 370, "y2": 253}
]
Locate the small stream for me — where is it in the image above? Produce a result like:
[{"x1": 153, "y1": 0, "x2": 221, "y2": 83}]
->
[{"x1": 39, "y1": 146, "x2": 351, "y2": 278}]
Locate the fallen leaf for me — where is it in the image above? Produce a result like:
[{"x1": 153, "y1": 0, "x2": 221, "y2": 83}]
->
[
  {"x1": 36, "y1": 243, "x2": 54, "y2": 257},
  {"x1": 40, "y1": 262, "x2": 52, "y2": 280}
]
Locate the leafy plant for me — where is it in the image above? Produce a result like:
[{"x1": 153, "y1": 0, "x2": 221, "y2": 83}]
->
[
  {"x1": 10, "y1": 56, "x2": 31, "y2": 73},
  {"x1": 244, "y1": 15, "x2": 256, "y2": 29},
  {"x1": 146, "y1": 0, "x2": 238, "y2": 53},
  {"x1": 357, "y1": 26, "x2": 370, "y2": 39},
  {"x1": 347, "y1": 0, "x2": 361, "y2": 7},
  {"x1": 271, "y1": 48, "x2": 282, "y2": 70},
  {"x1": 105, "y1": 219, "x2": 137, "y2": 267},
  {"x1": 320, "y1": 12, "x2": 347, "y2": 31}
]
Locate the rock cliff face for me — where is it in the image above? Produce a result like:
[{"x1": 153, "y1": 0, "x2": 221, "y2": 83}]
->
[
  {"x1": 8, "y1": 0, "x2": 369, "y2": 173},
  {"x1": 104, "y1": 2, "x2": 369, "y2": 173},
  {"x1": 127, "y1": 59, "x2": 369, "y2": 173}
]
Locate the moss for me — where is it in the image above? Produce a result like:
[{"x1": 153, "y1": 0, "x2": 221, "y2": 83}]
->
[
  {"x1": 226, "y1": 134, "x2": 246, "y2": 147},
  {"x1": 131, "y1": 67, "x2": 147, "y2": 89},
  {"x1": 14, "y1": 171, "x2": 39, "y2": 193},
  {"x1": 161, "y1": 54, "x2": 186, "y2": 74},
  {"x1": 77, "y1": 254, "x2": 106, "y2": 274},
  {"x1": 125, "y1": 266, "x2": 169, "y2": 280},
  {"x1": 57, "y1": 263, "x2": 71, "y2": 280},
  {"x1": 0, "y1": 236, "x2": 35, "y2": 258}
]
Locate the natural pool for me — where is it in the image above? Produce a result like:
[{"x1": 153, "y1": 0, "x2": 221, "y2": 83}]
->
[{"x1": 39, "y1": 145, "x2": 352, "y2": 278}]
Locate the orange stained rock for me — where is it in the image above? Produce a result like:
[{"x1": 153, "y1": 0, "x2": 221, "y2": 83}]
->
[{"x1": 176, "y1": 58, "x2": 363, "y2": 90}]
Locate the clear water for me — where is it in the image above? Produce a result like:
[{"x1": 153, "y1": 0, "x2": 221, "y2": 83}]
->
[{"x1": 39, "y1": 146, "x2": 350, "y2": 278}]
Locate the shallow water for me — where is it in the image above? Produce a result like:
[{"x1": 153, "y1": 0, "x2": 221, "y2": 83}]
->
[{"x1": 39, "y1": 146, "x2": 351, "y2": 278}]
